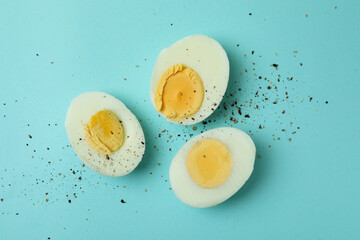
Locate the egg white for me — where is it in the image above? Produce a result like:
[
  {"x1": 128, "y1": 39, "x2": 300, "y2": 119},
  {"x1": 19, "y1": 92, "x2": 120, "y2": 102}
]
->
[
  {"x1": 150, "y1": 35, "x2": 229, "y2": 125},
  {"x1": 65, "y1": 92, "x2": 145, "y2": 177},
  {"x1": 169, "y1": 127, "x2": 256, "y2": 208}
]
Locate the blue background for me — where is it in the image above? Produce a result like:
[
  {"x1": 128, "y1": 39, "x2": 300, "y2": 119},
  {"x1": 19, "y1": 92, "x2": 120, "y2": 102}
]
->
[{"x1": 1, "y1": 1, "x2": 359, "y2": 239}]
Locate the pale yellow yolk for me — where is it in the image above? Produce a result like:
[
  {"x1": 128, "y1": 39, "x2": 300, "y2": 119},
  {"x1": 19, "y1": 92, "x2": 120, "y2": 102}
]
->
[
  {"x1": 84, "y1": 110, "x2": 124, "y2": 155},
  {"x1": 186, "y1": 139, "x2": 232, "y2": 188},
  {"x1": 155, "y1": 64, "x2": 204, "y2": 120}
]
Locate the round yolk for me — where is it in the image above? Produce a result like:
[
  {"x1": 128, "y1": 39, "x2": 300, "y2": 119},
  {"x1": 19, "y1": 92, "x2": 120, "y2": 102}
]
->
[
  {"x1": 84, "y1": 109, "x2": 124, "y2": 155},
  {"x1": 186, "y1": 139, "x2": 232, "y2": 188},
  {"x1": 155, "y1": 64, "x2": 204, "y2": 120}
]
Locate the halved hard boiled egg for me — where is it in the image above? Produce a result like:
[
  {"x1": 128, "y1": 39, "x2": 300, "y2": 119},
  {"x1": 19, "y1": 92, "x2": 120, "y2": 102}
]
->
[
  {"x1": 169, "y1": 127, "x2": 256, "y2": 208},
  {"x1": 150, "y1": 35, "x2": 230, "y2": 125},
  {"x1": 65, "y1": 92, "x2": 145, "y2": 177}
]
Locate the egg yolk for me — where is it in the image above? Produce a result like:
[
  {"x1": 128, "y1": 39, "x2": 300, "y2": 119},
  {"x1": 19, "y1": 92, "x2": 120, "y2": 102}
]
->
[
  {"x1": 155, "y1": 64, "x2": 204, "y2": 120},
  {"x1": 84, "y1": 110, "x2": 124, "y2": 155},
  {"x1": 186, "y1": 139, "x2": 232, "y2": 188}
]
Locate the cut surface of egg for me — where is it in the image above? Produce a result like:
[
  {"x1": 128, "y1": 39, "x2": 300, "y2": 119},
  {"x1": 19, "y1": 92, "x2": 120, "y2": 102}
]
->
[
  {"x1": 65, "y1": 92, "x2": 145, "y2": 177},
  {"x1": 150, "y1": 35, "x2": 229, "y2": 125},
  {"x1": 169, "y1": 127, "x2": 256, "y2": 208}
]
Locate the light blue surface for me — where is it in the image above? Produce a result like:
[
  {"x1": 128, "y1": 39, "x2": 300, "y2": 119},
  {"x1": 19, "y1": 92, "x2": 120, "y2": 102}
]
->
[{"x1": 1, "y1": 1, "x2": 360, "y2": 239}]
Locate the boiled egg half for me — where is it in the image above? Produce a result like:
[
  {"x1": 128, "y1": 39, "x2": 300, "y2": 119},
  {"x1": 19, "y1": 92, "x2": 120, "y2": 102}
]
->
[
  {"x1": 65, "y1": 92, "x2": 145, "y2": 177},
  {"x1": 150, "y1": 35, "x2": 229, "y2": 125},
  {"x1": 169, "y1": 127, "x2": 256, "y2": 208}
]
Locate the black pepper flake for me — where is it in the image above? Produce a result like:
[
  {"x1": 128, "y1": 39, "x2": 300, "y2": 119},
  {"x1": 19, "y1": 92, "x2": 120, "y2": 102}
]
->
[
  {"x1": 106, "y1": 155, "x2": 110, "y2": 160},
  {"x1": 202, "y1": 121, "x2": 207, "y2": 125},
  {"x1": 245, "y1": 114, "x2": 250, "y2": 118},
  {"x1": 28, "y1": 134, "x2": 32, "y2": 139},
  {"x1": 271, "y1": 64, "x2": 278, "y2": 68},
  {"x1": 121, "y1": 199, "x2": 126, "y2": 203},
  {"x1": 223, "y1": 102, "x2": 227, "y2": 110},
  {"x1": 310, "y1": 97, "x2": 313, "y2": 102},
  {"x1": 251, "y1": 51, "x2": 254, "y2": 55},
  {"x1": 325, "y1": 101, "x2": 328, "y2": 104},
  {"x1": 68, "y1": 200, "x2": 71, "y2": 203}
]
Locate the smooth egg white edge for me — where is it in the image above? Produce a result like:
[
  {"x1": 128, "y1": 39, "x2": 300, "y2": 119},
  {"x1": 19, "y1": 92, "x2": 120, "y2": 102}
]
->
[
  {"x1": 150, "y1": 34, "x2": 230, "y2": 125},
  {"x1": 169, "y1": 127, "x2": 256, "y2": 208},
  {"x1": 65, "y1": 92, "x2": 145, "y2": 177}
]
